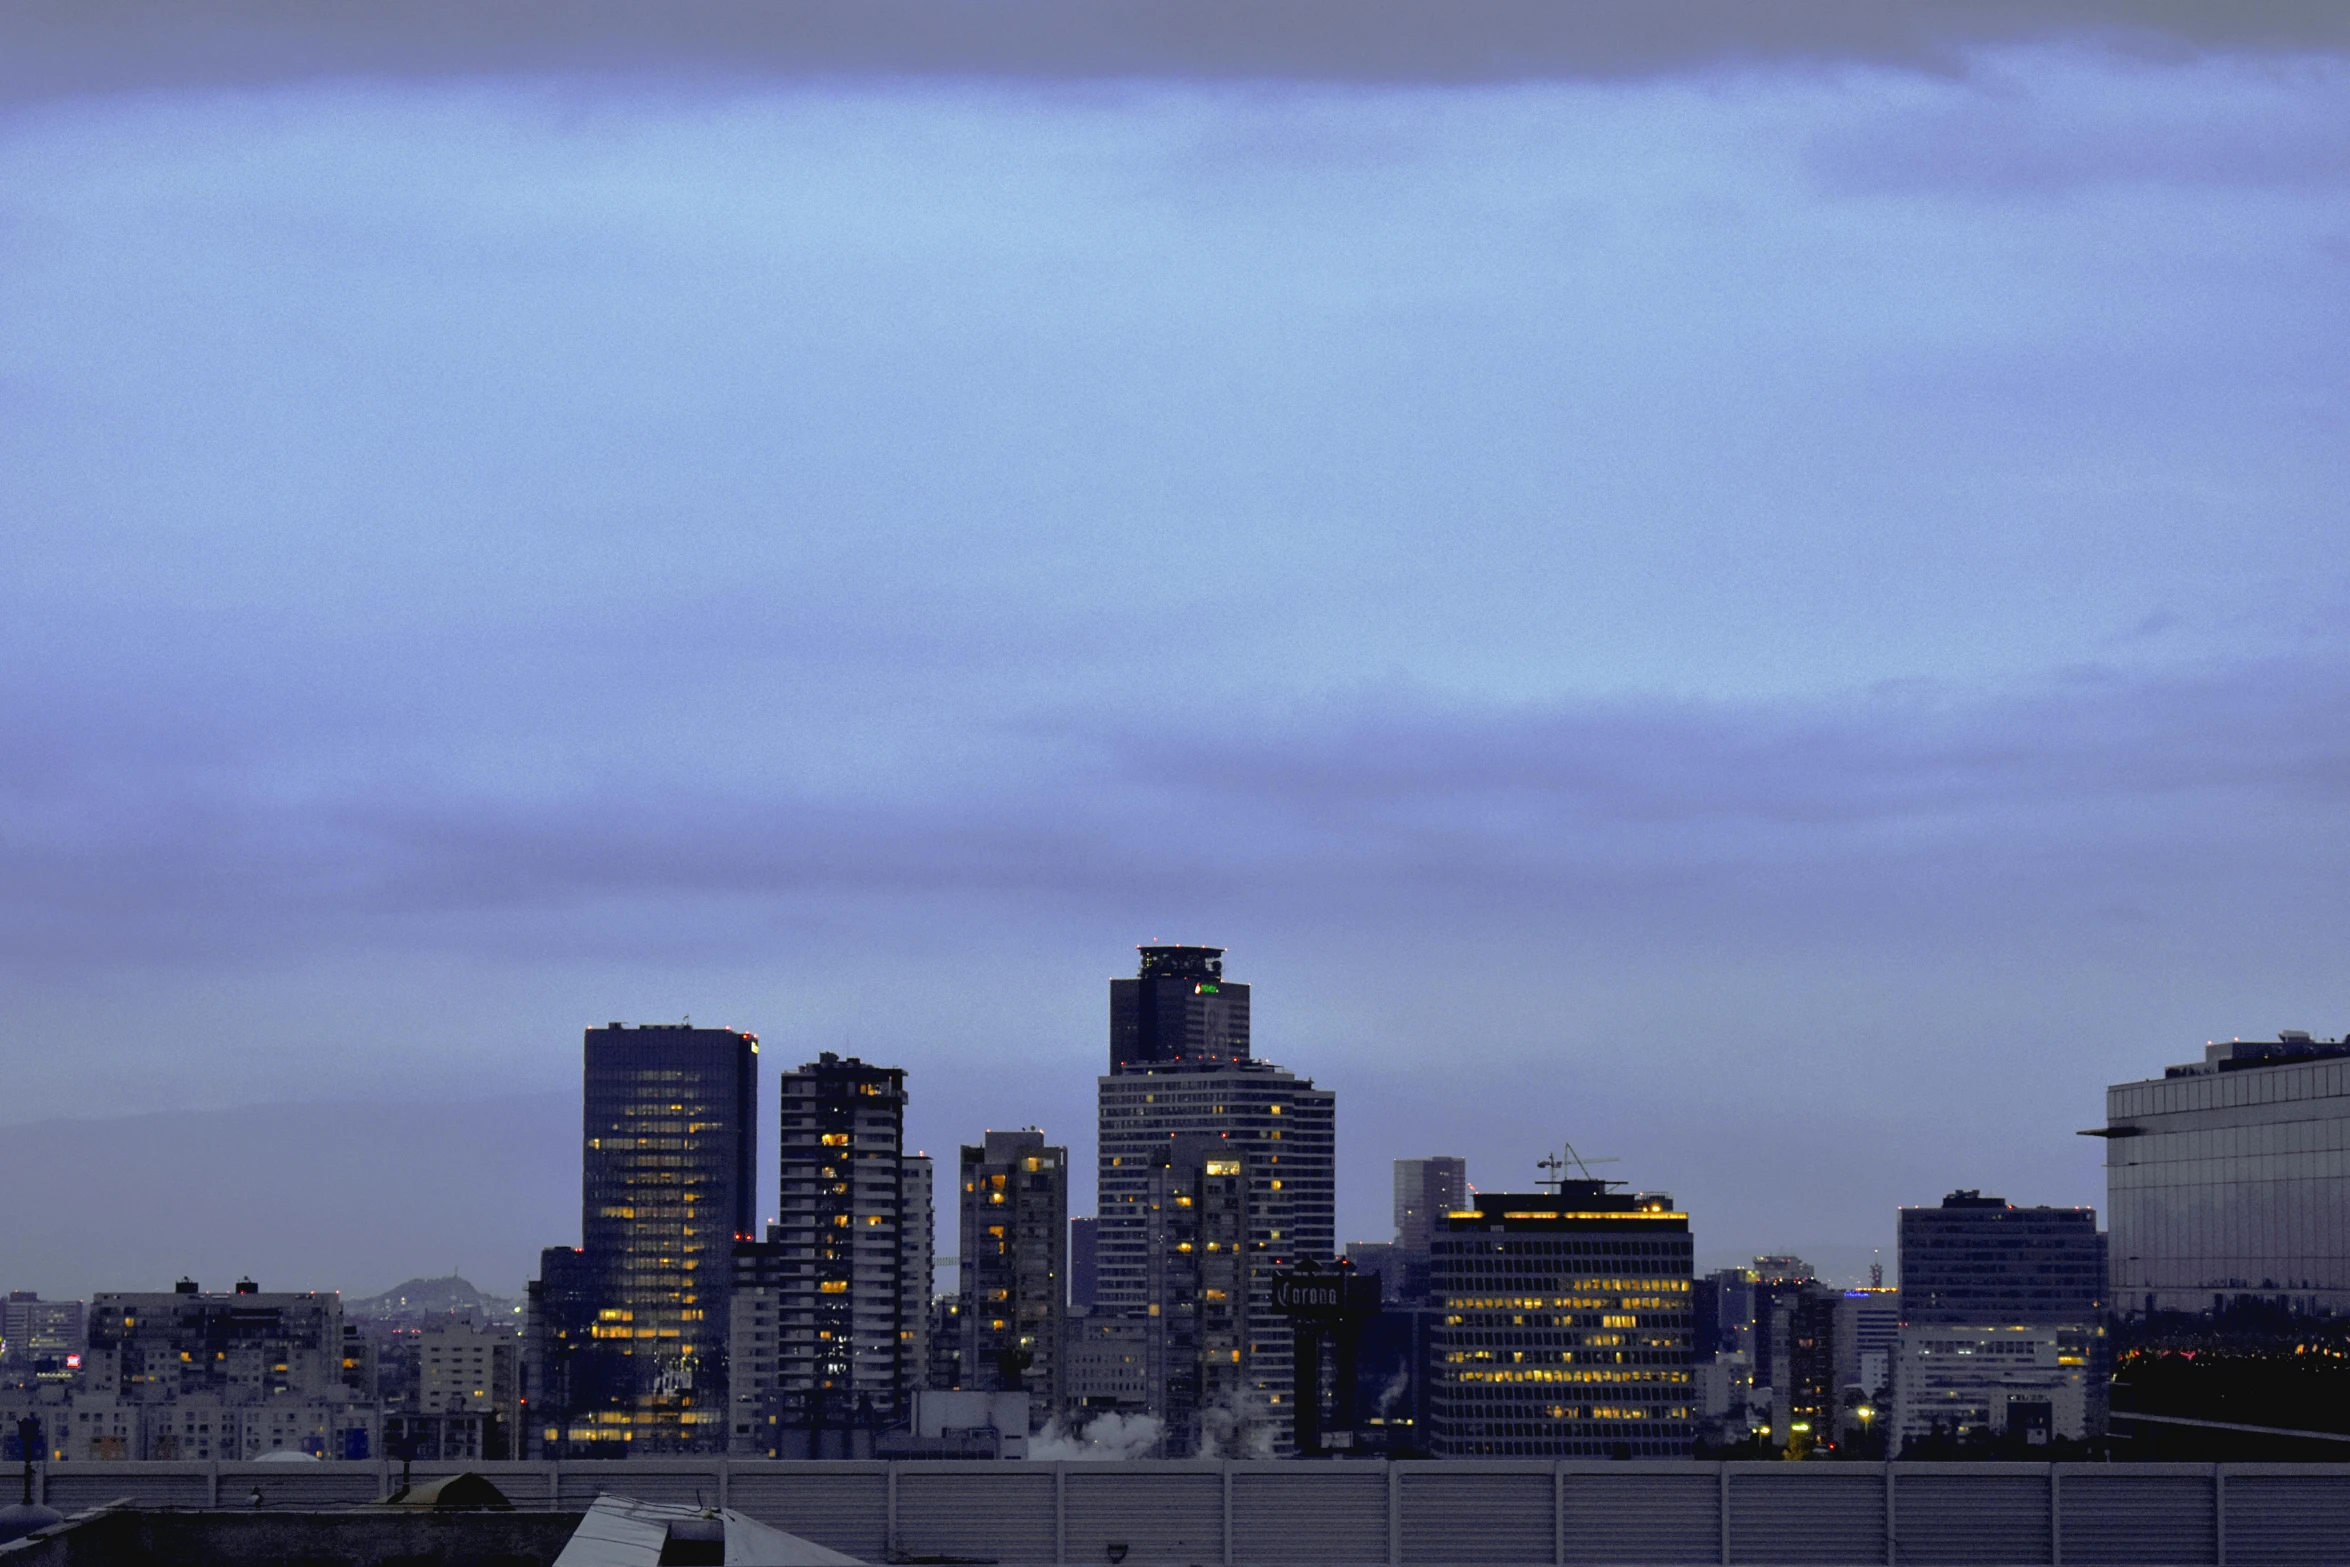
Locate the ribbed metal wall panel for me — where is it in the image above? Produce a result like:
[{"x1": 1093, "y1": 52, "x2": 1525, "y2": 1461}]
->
[
  {"x1": 1895, "y1": 1470, "x2": 2048, "y2": 1566},
  {"x1": 1563, "y1": 1469, "x2": 1719, "y2": 1564},
  {"x1": 1066, "y1": 1467, "x2": 1223, "y2": 1565},
  {"x1": 1728, "y1": 1469, "x2": 1884, "y2": 1564},
  {"x1": 1235, "y1": 1465, "x2": 1389, "y2": 1563},
  {"x1": 899, "y1": 1466, "x2": 1058, "y2": 1563},
  {"x1": 1401, "y1": 1467, "x2": 1555, "y2": 1564},
  {"x1": 726, "y1": 1465, "x2": 889, "y2": 1560},
  {"x1": 2058, "y1": 1471, "x2": 2215, "y2": 1566},
  {"x1": 2223, "y1": 1473, "x2": 2350, "y2": 1567}
]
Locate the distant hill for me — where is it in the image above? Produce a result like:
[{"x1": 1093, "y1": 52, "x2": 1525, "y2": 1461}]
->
[
  {"x1": 348, "y1": 1274, "x2": 523, "y2": 1320},
  {"x1": 0, "y1": 1096, "x2": 577, "y2": 1300}
]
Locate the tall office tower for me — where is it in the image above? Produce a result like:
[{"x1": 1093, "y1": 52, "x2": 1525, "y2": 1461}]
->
[
  {"x1": 769, "y1": 1053, "x2": 916, "y2": 1457},
  {"x1": 1069, "y1": 1217, "x2": 1100, "y2": 1309},
  {"x1": 1138, "y1": 1134, "x2": 1253, "y2": 1456},
  {"x1": 1395, "y1": 1158, "x2": 1470, "y2": 1254},
  {"x1": 2097, "y1": 1033, "x2": 2350, "y2": 1314},
  {"x1": 1097, "y1": 946, "x2": 1335, "y2": 1453},
  {"x1": 1890, "y1": 1191, "x2": 2106, "y2": 1455},
  {"x1": 1428, "y1": 1185, "x2": 1694, "y2": 1457},
  {"x1": 904, "y1": 1154, "x2": 935, "y2": 1394},
  {"x1": 958, "y1": 1131, "x2": 1068, "y2": 1422},
  {"x1": 529, "y1": 1023, "x2": 758, "y2": 1456},
  {"x1": 1391, "y1": 1157, "x2": 1470, "y2": 1301},
  {"x1": 1111, "y1": 944, "x2": 1250, "y2": 1070}
]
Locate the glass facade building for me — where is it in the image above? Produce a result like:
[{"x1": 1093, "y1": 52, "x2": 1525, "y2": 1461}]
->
[
  {"x1": 532, "y1": 1023, "x2": 758, "y2": 1455},
  {"x1": 1428, "y1": 1185, "x2": 1694, "y2": 1458},
  {"x1": 2098, "y1": 1035, "x2": 2350, "y2": 1314}
]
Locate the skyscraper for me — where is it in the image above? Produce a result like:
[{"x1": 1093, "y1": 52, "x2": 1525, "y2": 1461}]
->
[
  {"x1": 1427, "y1": 1184, "x2": 1695, "y2": 1457},
  {"x1": 529, "y1": 1023, "x2": 758, "y2": 1455},
  {"x1": 1096, "y1": 945, "x2": 1335, "y2": 1453},
  {"x1": 959, "y1": 1130, "x2": 1068, "y2": 1422},
  {"x1": 1391, "y1": 1157, "x2": 1470, "y2": 1300},
  {"x1": 1395, "y1": 1158, "x2": 1470, "y2": 1256},
  {"x1": 762, "y1": 1053, "x2": 925, "y2": 1457}
]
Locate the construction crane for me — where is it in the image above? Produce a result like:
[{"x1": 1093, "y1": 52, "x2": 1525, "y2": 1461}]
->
[{"x1": 1535, "y1": 1142, "x2": 1623, "y2": 1193}]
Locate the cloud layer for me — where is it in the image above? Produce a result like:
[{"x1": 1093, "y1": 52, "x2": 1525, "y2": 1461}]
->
[{"x1": 2, "y1": 52, "x2": 2347, "y2": 1275}]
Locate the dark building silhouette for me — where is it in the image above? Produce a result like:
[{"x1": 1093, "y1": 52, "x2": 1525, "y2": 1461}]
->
[
  {"x1": 1900, "y1": 1191, "x2": 2105, "y2": 1325},
  {"x1": 1142, "y1": 1134, "x2": 1255, "y2": 1457},
  {"x1": 959, "y1": 1130, "x2": 1068, "y2": 1422},
  {"x1": 1068, "y1": 1216, "x2": 1099, "y2": 1309},
  {"x1": 1891, "y1": 1191, "x2": 2107, "y2": 1455},
  {"x1": 1109, "y1": 945, "x2": 1250, "y2": 1072},
  {"x1": 527, "y1": 1023, "x2": 758, "y2": 1456},
  {"x1": 1429, "y1": 1186, "x2": 1694, "y2": 1458},
  {"x1": 1768, "y1": 1282, "x2": 1841, "y2": 1452}
]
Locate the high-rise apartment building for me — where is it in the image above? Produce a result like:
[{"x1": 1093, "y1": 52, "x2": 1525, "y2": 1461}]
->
[
  {"x1": 2096, "y1": 1033, "x2": 2350, "y2": 1314},
  {"x1": 528, "y1": 1023, "x2": 758, "y2": 1455},
  {"x1": 904, "y1": 1153, "x2": 935, "y2": 1396},
  {"x1": 959, "y1": 1131, "x2": 1068, "y2": 1422},
  {"x1": 1891, "y1": 1191, "x2": 2106, "y2": 1455},
  {"x1": 1428, "y1": 1185, "x2": 1695, "y2": 1458},
  {"x1": 1141, "y1": 1134, "x2": 1254, "y2": 1456},
  {"x1": 1096, "y1": 946, "x2": 1335, "y2": 1453},
  {"x1": 1766, "y1": 1282, "x2": 1840, "y2": 1452},
  {"x1": 761, "y1": 1053, "x2": 925, "y2": 1456}
]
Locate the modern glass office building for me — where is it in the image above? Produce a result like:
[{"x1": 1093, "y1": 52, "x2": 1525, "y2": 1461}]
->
[
  {"x1": 531, "y1": 1023, "x2": 759, "y2": 1455},
  {"x1": 2095, "y1": 1033, "x2": 2350, "y2": 1314}
]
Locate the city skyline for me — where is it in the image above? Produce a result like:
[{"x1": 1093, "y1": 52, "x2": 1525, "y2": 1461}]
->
[
  {"x1": 6, "y1": 7, "x2": 2350, "y2": 1313},
  {"x1": 0, "y1": 944, "x2": 2188, "y2": 1302},
  {"x1": 5, "y1": 959, "x2": 2328, "y2": 1300}
]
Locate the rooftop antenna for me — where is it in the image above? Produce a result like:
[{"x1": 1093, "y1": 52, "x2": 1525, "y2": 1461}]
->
[{"x1": 1536, "y1": 1142, "x2": 1622, "y2": 1194}]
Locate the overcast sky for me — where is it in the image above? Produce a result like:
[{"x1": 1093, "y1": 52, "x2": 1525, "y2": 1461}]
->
[{"x1": 4, "y1": 4, "x2": 2348, "y2": 1293}]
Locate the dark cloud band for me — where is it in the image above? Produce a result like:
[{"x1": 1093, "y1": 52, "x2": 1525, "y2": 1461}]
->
[{"x1": 8, "y1": 0, "x2": 2350, "y2": 105}]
